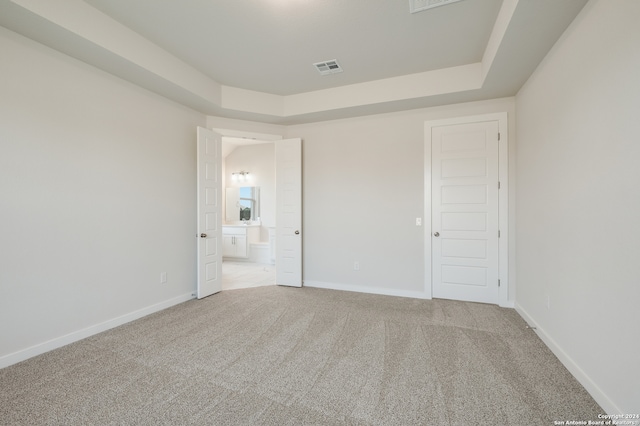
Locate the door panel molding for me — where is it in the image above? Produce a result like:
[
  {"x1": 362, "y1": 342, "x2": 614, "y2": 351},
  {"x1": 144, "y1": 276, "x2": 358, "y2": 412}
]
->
[
  {"x1": 424, "y1": 112, "x2": 509, "y2": 306},
  {"x1": 196, "y1": 127, "x2": 223, "y2": 299},
  {"x1": 275, "y1": 138, "x2": 303, "y2": 287}
]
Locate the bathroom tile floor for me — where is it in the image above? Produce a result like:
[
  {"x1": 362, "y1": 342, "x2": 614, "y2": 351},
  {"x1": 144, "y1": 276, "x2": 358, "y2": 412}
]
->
[{"x1": 222, "y1": 261, "x2": 276, "y2": 291}]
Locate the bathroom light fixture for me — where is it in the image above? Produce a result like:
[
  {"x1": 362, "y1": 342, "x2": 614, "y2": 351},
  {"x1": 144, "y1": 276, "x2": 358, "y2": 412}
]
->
[{"x1": 231, "y1": 171, "x2": 250, "y2": 183}]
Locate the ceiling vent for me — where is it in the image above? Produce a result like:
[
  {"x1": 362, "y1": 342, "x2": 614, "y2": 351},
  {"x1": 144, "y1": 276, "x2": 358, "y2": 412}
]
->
[
  {"x1": 410, "y1": 0, "x2": 465, "y2": 14},
  {"x1": 313, "y1": 60, "x2": 343, "y2": 76}
]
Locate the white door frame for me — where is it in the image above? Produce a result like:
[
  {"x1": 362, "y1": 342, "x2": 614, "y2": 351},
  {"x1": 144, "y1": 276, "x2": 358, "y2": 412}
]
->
[
  {"x1": 424, "y1": 112, "x2": 509, "y2": 307},
  {"x1": 211, "y1": 128, "x2": 284, "y2": 142}
]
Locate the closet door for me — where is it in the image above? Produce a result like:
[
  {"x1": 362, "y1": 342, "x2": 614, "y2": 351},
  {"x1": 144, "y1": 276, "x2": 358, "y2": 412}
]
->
[{"x1": 431, "y1": 120, "x2": 499, "y2": 304}]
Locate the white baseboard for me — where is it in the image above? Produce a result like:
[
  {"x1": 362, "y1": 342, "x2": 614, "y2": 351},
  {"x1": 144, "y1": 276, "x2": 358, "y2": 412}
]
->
[
  {"x1": 500, "y1": 300, "x2": 516, "y2": 308},
  {"x1": 0, "y1": 293, "x2": 194, "y2": 370},
  {"x1": 515, "y1": 303, "x2": 620, "y2": 415},
  {"x1": 304, "y1": 280, "x2": 430, "y2": 300}
]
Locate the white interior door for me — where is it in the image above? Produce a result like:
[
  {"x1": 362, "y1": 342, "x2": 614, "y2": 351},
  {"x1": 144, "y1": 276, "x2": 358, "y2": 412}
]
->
[
  {"x1": 431, "y1": 120, "x2": 500, "y2": 304},
  {"x1": 197, "y1": 127, "x2": 223, "y2": 299},
  {"x1": 275, "y1": 138, "x2": 302, "y2": 287}
]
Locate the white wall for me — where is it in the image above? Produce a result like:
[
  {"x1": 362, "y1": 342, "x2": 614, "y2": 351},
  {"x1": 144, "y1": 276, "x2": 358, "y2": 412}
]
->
[
  {"x1": 286, "y1": 98, "x2": 516, "y2": 299},
  {"x1": 515, "y1": 0, "x2": 640, "y2": 413},
  {"x1": 0, "y1": 27, "x2": 206, "y2": 366}
]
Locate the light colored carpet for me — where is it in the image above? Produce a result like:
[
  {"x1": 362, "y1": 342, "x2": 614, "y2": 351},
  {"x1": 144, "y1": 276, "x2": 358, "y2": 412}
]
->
[{"x1": 0, "y1": 286, "x2": 602, "y2": 425}]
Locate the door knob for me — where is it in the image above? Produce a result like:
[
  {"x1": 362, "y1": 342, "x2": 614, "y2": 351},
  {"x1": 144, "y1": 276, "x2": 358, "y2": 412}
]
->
[
  {"x1": 200, "y1": 233, "x2": 207, "y2": 238},
  {"x1": 294, "y1": 230, "x2": 300, "y2": 235},
  {"x1": 433, "y1": 232, "x2": 440, "y2": 237}
]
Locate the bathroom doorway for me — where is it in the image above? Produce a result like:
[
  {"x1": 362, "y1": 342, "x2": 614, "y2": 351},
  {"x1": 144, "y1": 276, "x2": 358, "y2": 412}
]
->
[{"x1": 221, "y1": 135, "x2": 277, "y2": 291}]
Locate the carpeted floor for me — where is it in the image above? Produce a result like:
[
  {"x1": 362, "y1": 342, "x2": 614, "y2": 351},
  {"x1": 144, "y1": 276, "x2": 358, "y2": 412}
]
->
[{"x1": 0, "y1": 286, "x2": 602, "y2": 425}]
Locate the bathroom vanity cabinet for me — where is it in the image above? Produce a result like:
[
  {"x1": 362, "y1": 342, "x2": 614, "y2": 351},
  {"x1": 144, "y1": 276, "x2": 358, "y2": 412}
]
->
[{"x1": 222, "y1": 226, "x2": 260, "y2": 259}]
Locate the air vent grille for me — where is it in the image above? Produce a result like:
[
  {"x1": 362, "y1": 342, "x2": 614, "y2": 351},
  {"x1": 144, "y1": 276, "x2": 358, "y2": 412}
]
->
[
  {"x1": 313, "y1": 60, "x2": 343, "y2": 76},
  {"x1": 410, "y1": 0, "x2": 465, "y2": 14}
]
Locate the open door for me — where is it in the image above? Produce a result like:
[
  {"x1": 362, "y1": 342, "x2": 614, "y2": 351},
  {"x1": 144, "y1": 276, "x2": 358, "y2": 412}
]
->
[
  {"x1": 196, "y1": 127, "x2": 223, "y2": 298},
  {"x1": 275, "y1": 138, "x2": 302, "y2": 287}
]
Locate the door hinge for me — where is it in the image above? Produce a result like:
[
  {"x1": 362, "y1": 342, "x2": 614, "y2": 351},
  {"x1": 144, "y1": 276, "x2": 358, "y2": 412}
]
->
[
  {"x1": 498, "y1": 230, "x2": 501, "y2": 238},
  {"x1": 498, "y1": 279, "x2": 501, "y2": 287},
  {"x1": 498, "y1": 132, "x2": 501, "y2": 141},
  {"x1": 498, "y1": 181, "x2": 501, "y2": 189}
]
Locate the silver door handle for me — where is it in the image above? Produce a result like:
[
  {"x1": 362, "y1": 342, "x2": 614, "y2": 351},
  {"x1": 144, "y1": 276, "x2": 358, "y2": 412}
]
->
[
  {"x1": 433, "y1": 232, "x2": 440, "y2": 237},
  {"x1": 295, "y1": 230, "x2": 300, "y2": 235},
  {"x1": 200, "y1": 233, "x2": 207, "y2": 238}
]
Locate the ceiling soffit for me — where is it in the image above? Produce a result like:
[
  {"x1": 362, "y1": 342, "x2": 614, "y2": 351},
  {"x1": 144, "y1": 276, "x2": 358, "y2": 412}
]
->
[{"x1": 0, "y1": 0, "x2": 588, "y2": 125}]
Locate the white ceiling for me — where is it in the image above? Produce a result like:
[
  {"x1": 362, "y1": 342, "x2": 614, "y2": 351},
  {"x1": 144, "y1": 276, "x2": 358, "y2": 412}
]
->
[
  {"x1": 85, "y1": 0, "x2": 503, "y2": 96},
  {"x1": 0, "y1": 0, "x2": 588, "y2": 125}
]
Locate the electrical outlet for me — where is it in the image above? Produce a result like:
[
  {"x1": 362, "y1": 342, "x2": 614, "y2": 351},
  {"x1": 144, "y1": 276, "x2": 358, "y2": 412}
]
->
[
  {"x1": 160, "y1": 272, "x2": 167, "y2": 284},
  {"x1": 416, "y1": 217, "x2": 422, "y2": 226},
  {"x1": 354, "y1": 261, "x2": 360, "y2": 271}
]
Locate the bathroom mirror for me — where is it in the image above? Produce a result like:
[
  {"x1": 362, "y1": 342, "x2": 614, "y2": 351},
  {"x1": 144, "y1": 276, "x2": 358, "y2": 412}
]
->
[{"x1": 225, "y1": 186, "x2": 260, "y2": 222}]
